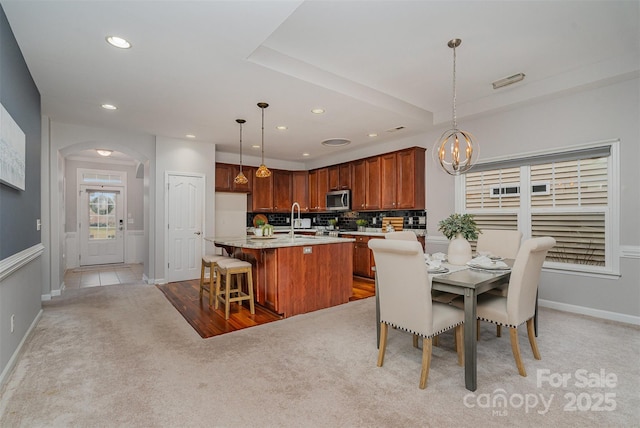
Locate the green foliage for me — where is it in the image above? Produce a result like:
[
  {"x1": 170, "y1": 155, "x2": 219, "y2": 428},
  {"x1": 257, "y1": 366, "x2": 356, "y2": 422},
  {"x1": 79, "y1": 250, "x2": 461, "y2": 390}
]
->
[
  {"x1": 438, "y1": 213, "x2": 480, "y2": 241},
  {"x1": 255, "y1": 218, "x2": 266, "y2": 227},
  {"x1": 356, "y1": 219, "x2": 368, "y2": 227}
]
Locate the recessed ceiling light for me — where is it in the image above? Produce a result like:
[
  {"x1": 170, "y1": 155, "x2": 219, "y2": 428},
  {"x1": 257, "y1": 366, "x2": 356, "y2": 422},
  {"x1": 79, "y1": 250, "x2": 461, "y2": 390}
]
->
[
  {"x1": 368, "y1": 133, "x2": 378, "y2": 137},
  {"x1": 185, "y1": 134, "x2": 196, "y2": 139},
  {"x1": 106, "y1": 36, "x2": 131, "y2": 49},
  {"x1": 302, "y1": 153, "x2": 310, "y2": 157},
  {"x1": 276, "y1": 126, "x2": 288, "y2": 131},
  {"x1": 321, "y1": 138, "x2": 351, "y2": 147},
  {"x1": 101, "y1": 104, "x2": 117, "y2": 110},
  {"x1": 96, "y1": 149, "x2": 112, "y2": 157},
  {"x1": 252, "y1": 145, "x2": 261, "y2": 149},
  {"x1": 311, "y1": 108, "x2": 325, "y2": 114}
]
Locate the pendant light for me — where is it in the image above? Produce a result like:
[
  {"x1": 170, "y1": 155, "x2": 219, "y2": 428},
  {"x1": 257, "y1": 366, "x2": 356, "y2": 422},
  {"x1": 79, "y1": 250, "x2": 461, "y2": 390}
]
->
[
  {"x1": 434, "y1": 38, "x2": 478, "y2": 175},
  {"x1": 233, "y1": 119, "x2": 248, "y2": 185},
  {"x1": 255, "y1": 102, "x2": 271, "y2": 178}
]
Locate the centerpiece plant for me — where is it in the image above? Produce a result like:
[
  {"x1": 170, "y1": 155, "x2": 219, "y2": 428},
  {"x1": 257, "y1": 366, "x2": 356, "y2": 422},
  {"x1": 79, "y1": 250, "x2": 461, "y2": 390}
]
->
[{"x1": 438, "y1": 213, "x2": 481, "y2": 265}]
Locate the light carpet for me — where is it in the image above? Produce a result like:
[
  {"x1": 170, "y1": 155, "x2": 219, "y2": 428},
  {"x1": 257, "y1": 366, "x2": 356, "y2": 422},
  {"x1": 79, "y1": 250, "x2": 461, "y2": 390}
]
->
[{"x1": 0, "y1": 283, "x2": 638, "y2": 427}]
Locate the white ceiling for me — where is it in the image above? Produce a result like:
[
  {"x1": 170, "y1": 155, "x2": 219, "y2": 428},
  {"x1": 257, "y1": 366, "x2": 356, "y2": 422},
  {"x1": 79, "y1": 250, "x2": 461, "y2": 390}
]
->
[{"x1": 3, "y1": 0, "x2": 639, "y2": 164}]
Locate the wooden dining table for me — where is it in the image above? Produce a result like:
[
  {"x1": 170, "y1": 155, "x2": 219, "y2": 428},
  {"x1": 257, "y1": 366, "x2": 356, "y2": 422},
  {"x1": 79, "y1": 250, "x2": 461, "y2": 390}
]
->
[{"x1": 374, "y1": 260, "x2": 513, "y2": 392}]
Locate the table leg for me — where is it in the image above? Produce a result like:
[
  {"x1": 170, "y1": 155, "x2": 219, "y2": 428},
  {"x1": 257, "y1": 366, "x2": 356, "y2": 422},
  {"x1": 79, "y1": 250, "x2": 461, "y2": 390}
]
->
[
  {"x1": 463, "y1": 288, "x2": 477, "y2": 391},
  {"x1": 375, "y1": 271, "x2": 380, "y2": 349}
]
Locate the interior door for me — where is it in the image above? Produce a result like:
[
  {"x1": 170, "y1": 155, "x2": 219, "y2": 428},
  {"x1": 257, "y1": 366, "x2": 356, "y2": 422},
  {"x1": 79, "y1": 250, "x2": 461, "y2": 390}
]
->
[
  {"x1": 79, "y1": 186, "x2": 125, "y2": 265},
  {"x1": 167, "y1": 174, "x2": 204, "y2": 282}
]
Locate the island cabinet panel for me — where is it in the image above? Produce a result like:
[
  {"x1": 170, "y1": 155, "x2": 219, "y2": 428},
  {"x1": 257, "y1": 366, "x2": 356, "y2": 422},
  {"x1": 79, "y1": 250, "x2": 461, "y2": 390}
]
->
[
  {"x1": 273, "y1": 170, "x2": 292, "y2": 212},
  {"x1": 292, "y1": 171, "x2": 310, "y2": 212},
  {"x1": 239, "y1": 243, "x2": 352, "y2": 318}
]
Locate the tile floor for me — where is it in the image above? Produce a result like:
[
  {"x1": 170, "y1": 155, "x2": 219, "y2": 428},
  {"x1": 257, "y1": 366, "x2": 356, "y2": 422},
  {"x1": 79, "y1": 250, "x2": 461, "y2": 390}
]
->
[{"x1": 63, "y1": 263, "x2": 145, "y2": 290}]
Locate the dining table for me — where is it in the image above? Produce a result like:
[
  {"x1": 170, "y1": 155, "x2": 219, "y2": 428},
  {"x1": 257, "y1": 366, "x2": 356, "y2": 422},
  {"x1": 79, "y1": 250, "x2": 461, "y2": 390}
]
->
[{"x1": 374, "y1": 259, "x2": 514, "y2": 392}]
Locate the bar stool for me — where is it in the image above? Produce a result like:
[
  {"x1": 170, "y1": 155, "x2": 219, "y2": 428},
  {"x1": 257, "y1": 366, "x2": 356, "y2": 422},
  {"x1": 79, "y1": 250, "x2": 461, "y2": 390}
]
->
[
  {"x1": 200, "y1": 254, "x2": 229, "y2": 300},
  {"x1": 214, "y1": 258, "x2": 255, "y2": 319}
]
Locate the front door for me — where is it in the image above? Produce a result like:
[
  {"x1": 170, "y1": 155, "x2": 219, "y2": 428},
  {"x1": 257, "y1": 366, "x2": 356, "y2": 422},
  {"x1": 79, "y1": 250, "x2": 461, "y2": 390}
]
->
[
  {"x1": 79, "y1": 186, "x2": 125, "y2": 265},
  {"x1": 167, "y1": 173, "x2": 204, "y2": 282}
]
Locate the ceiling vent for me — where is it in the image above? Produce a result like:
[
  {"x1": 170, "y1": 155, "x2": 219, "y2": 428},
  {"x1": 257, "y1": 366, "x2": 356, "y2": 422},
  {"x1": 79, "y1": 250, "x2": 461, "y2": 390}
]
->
[
  {"x1": 321, "y1": 138, "x2": 351, "y2": 147},
  {"x1": 386, "y1": 126, "x2": 405, "y2": 133}
]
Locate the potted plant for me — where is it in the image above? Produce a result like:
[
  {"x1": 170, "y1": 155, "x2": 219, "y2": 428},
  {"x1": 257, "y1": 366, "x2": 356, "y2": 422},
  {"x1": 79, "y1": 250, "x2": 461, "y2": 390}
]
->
[
  {"x1": 438, "y1": 213, "x2": 480, "y2": 265},
  {"x1": 254, "y1": 218, "x2": 266, "y2": 236},
  {"x1": 356, "y1": 219, "x2": 367, "y2": 232},
  {"x1": 328, "y1": 219, "x2": 337, "y2": 230}
]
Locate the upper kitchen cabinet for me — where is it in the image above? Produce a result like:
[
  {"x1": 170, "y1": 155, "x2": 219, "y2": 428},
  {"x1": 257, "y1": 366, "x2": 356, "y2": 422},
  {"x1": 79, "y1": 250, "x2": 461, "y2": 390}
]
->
[
  {"x1": 351, "y1": 157, "x2": 381, "y2": 211},
  {"x1": 215, "y1": 163, "x2": 253, "y2": 193},
  {"x1": 309, "y1": 167, "x2": 329, "y2": 211},
  {"x1": 250, "y1": 169, "x2": 292, "y2": 213},
  {"x1": 273, "y1": 170, "x2": 292, "y2": 212},
  {"x1": 328, "y1": 163, "x2": 351, "y2": 191},
  {"x1": 381, "y1": 147, "x2": 426, "y2": 210},
  {"x1": 292, "y1": 171, "x2": 310, "y2": 212},
  {"x1": 251, "y1": 172, "x2": 274, "y2": 212}
]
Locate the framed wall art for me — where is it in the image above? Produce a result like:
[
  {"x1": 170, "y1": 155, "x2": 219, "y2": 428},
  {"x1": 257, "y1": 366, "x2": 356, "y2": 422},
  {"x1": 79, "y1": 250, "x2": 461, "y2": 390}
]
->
[{"x1": 0, "y1": 103, "x2": 26, "y2": 191}]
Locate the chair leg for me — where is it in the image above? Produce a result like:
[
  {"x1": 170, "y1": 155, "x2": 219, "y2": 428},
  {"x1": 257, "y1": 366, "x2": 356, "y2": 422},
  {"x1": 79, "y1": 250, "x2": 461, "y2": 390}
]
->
[
  {"x1": 246, "y1": 268, "x2": 255, "y2": 315},
  {"x1": 419, "y1": 338, "x2": 433, "y2": 389},
  {"x1": 527, "y1": 318, "x2": 541, "y2": 360},
  {"x1": 496, "y1": 325, "x2": 502, "y2": 337},
  {"x1": 377, "y1": 323, "x2": 388, "y2": 367},
  {"x1": 413, "y1": 334, "x2": 419, "y2": 348},
  {"x1": 509, "y1": 327, "x2": 527, "y2": 377},
  {"x1": 224, "y1": 271, "x2": 232, "y2": 319},
  {"x1": 455, "y1": 325, "x2": 464, "y2": 366},
  {"x1": 212, "y1": 267, "x2": 221, "y2": 308},
  {"x1": 199, "y1": 261, "x2": 206, "y2": 298},
  {"x1": 433, "y1": 335, "x2": 439, "y2": 347}
]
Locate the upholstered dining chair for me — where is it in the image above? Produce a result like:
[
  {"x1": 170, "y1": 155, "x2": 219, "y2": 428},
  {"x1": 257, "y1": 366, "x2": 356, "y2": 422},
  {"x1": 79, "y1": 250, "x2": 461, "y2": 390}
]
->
[
  {"x1": 473, "y1": 236, "x2": 555, "y2": 377},
  {"x1": 475, "y1": 229, "x2": 523, "y2": 337},
  {"x1": 368, "y1": 239, "x2": 464, "y2": 389},
  {"x1": 384, "y1": 230, "x2": 418, "y2": 241}
]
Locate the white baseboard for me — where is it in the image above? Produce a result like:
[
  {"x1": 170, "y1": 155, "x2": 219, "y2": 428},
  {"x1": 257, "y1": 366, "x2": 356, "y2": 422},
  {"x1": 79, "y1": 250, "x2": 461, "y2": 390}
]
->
[
  {"x1": 0, "y1": 309, "x2": 43, "y2": 390},
  {"x1": 539, "y1": 299, "x2": 640, "y2": 326}
]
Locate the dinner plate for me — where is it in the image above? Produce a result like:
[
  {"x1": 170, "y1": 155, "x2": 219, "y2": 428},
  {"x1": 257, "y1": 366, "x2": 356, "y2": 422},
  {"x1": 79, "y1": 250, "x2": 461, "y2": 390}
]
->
[
  {"x1": 467, "y1": 262, "x2": 510, "y2": 271},
  {"x1": 427, "y1": 267, "x2": 449, "y2": 274}
]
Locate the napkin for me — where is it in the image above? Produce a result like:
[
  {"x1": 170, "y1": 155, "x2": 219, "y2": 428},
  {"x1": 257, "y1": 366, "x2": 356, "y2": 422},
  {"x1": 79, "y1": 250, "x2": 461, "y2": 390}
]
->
[
  {"x1": 468, "y1": 255, "x2": 508, "y2": 269},
  {"x1": 431, "y1": 252, "x2": 447, "y2": 261}
]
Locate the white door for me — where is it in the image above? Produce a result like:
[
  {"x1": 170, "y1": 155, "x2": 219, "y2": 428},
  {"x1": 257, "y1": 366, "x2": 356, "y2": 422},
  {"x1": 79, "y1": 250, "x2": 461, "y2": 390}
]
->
[
  {"x1": 79, "y1": 186, "x2": 125, "y2": 265},
  {"x1": 167, "y1": 174, "x2": 204, "y2": 282}
]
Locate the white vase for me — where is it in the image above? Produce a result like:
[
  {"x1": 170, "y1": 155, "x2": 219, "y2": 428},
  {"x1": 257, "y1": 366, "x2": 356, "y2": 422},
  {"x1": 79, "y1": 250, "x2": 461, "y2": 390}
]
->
[{"x1": 448, "y1": 233, "x2": 472, "y2": 265}]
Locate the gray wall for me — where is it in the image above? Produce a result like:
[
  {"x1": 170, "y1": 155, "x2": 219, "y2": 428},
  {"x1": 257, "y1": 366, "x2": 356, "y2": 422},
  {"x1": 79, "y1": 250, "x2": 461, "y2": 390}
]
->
[
  {"x1": 0, "y1": 4, "x2": 43, "y2": 384},
  {"x1": 0, "y1": 5, "x2": 41, "y2": 259}
]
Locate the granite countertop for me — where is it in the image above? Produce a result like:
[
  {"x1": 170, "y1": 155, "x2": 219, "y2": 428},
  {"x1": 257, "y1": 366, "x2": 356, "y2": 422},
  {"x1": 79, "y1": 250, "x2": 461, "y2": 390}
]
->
[{"x1": 208, "y1": 234, "x2": 355, "y2": 249}]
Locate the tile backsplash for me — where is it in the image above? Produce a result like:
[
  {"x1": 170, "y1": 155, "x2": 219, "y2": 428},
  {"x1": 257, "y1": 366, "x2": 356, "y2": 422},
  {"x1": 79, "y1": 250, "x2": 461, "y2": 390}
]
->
[{"x1": 248, "y1": 209, "x2": 427, "y2": 231}]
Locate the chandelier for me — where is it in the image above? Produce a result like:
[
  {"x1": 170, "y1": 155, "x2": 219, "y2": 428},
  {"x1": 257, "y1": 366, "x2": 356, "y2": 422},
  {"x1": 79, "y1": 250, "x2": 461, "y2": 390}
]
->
[
  {"x1": 255, "y1": 102, "x2": 271, "y2": 178},
  {"x1": 434, "y1": 38, "x2": 478, "y2": 175}
]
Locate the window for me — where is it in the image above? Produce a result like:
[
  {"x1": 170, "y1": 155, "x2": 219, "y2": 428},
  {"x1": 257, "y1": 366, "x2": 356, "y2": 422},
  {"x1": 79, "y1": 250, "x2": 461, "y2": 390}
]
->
[{"x1": 458, "y1": 141, "x2": 618, "y2": 275}]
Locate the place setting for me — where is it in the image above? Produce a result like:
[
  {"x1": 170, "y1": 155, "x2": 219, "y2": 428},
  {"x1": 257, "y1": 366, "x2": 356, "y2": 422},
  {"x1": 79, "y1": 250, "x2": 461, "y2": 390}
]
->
[
  {"x1": 424, "y1": 252, "x2": 449, "y2": 274},
  {"x1": 466, "y1": 252, "x2": 511, "y2": 272}
]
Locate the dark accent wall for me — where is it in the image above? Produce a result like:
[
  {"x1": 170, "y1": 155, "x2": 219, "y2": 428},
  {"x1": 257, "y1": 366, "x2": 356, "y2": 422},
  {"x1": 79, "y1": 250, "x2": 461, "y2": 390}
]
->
[{"x1": 0, "y1": 5, "x2": 41, "y2": 259}]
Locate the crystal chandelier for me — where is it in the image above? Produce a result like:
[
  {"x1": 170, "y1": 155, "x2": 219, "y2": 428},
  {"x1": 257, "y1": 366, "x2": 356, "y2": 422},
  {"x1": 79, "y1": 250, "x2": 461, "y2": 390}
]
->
[
  {"x1": 434, "y1": 38, "x2": 478, "y2": 175},
  {"x1": 233, "y1": 119, "x2": 248, "y2": 185},
  {"x1": 255, "y1": 102, "x2": 271, "y2": 178}
]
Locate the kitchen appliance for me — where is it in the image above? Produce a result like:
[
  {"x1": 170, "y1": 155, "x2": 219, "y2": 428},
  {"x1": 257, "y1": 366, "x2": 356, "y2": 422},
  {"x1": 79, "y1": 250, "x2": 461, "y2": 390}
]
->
[{"x1": 326, "y1": 189, "x2": 350, "y2": 211}]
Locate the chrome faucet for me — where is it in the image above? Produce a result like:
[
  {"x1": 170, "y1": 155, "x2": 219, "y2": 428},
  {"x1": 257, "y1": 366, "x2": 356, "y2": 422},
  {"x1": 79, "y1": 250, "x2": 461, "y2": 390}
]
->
[{"x1": 290, "y1": 202, "x2": 301, "y2": 237}]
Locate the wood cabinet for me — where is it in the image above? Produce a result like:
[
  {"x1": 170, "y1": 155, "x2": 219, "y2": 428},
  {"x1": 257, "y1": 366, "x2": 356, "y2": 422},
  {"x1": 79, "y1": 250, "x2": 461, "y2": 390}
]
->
[
  {"x1": 351, "y1": 157, "x2": 381, "y2": 211},
  {"x1": 215, "y1": 163, "x2": 253, "y2": 193},
  {"x1": 292, "y1": 171, "x2": 310, "y2": 212},
  {"x1": 309, "y1": 167, "x2": 329, "y2": 211},
  {"x1": 273, "y1": 170, "x2": 292, "y2": 212},
  {"x1": 328, "y1": 163, "x2": 351, "y2": 191},
  {"x1": 378, "y1": 147, "x2": 427, "y2": 210},
  {"x1": 251, "y1": 172, "x2": 274, "y2": 212}
]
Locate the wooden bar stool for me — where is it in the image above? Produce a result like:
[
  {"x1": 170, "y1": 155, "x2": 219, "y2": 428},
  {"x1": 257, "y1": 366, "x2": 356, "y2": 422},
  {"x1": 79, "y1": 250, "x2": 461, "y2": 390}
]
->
[
  {"x1": 214, "y1": 258, "x2": 255, "y2": 319},
  {"x1": 200, "y1": 254, "x2": 229, "y2": 300}
]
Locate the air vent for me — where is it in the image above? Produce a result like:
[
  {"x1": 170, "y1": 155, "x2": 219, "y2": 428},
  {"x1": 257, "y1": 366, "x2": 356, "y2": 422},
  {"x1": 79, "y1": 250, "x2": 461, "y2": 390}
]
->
[
  {"x1": 386, "y1": 126, "x2": 405, "y2": 133},
  {"x1": 321, "y1": 138, "x2": 351, "y2": 147}
]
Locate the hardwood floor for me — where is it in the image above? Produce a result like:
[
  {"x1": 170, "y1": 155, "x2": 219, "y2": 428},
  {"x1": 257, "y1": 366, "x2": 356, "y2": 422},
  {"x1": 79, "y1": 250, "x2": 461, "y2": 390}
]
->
[{"x1": 157, "y1": 276, "x2": 375, "y2": 339}]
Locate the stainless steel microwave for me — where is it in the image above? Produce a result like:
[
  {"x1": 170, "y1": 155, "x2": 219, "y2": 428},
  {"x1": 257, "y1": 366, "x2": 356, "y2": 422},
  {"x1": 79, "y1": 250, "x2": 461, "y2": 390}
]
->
[{"x1": 326, "y1": 190, "x2": 351, "y2": 211}]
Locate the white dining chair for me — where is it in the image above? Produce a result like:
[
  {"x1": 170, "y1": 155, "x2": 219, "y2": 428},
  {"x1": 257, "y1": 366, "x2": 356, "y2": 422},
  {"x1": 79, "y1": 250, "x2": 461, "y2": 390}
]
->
[
  {"x1": 384, "y1": 230, "x2": 418, "y2": 241},
  {"x1": 474, "y1": 236, "x2": 555, "y2": 377},
  {"x1": 369, "y1": 239, "x2": 464, "y2": 389},
  {"x1": 475, "y1": 229, "x2": 523, "y2": 337}
]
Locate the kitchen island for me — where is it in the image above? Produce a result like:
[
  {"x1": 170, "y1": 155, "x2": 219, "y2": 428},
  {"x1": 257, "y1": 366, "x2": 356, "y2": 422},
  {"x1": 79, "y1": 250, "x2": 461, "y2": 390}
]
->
[{"x1": 209, "y1": 234, "x2": 355, "y2": 318}]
